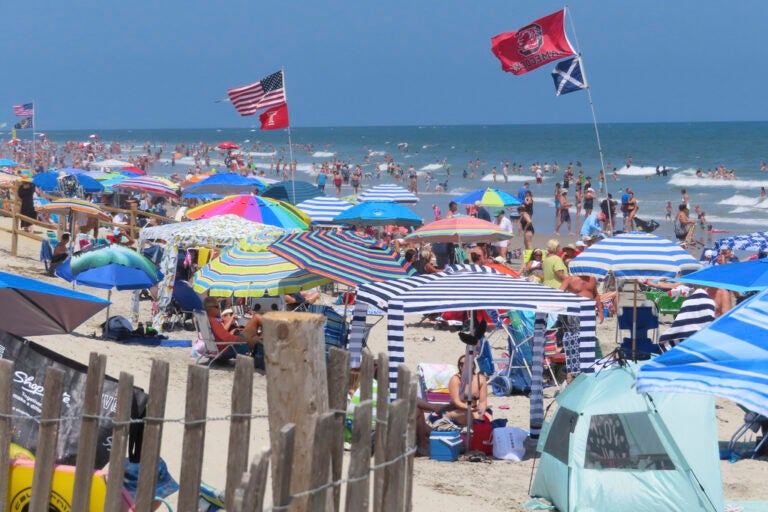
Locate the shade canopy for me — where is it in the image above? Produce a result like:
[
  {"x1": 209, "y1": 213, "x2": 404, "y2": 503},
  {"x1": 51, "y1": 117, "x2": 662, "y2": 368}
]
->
[
  {"x1": 36, "y1": 199, "x2": 111, "y2": 221},
  {"x1": 181, "y1": 173, "x2": 265, "y2": 199},
  {"x1": 357, "y1": 184, "x2": 419, "y2": 204},
  {"x1": 192, "y1": 246, "x2": 329, "y2": 297},
  {"x1": 186, "y1": 195, "x2": 311, "y2": 230},
  {"x1": 32, "y1": 171, "x2": 104, "y2": 194},
  {"x1": 637, "y1": 287, "x2": 768, "y2": 419},
  {"x1": 452, "y1": 187, "x2": 523, "y2": 207},
  {"x1": 261, "y1": 180, "x2": 323, "y2": 205},
  {"x1": 671, "y1": 258, "x2": 768, "y2": 293},
  {"x1": 715, "y1": 231, "x2": 768, "y2": 253},
  {"x1": 405, "y1": 216, "x2": 515, "y2": 243},
  {"x1": 113, "y1": 176, "x2": 179, "y2": 198},
  {"x1": 0, "y1": 271, "x2": 109, "y2": 336},
  {"x1": 295, "y1": 196, "x2": 353, "y2": 223},
  {"x1": 332, "y1": 201, "x2": 422, "y2": 227},
  {"x1": 139, "y1": 214, "x2": 279, "y2": 247},
  {"x1": 568, "y1": 232, "x2": 701, "y2": 279}
]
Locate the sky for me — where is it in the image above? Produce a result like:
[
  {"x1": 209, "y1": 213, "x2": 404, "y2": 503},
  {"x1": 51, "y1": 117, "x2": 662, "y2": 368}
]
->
[{"x1": 2, "y1": 0, "x2": 767, "y2": 129}]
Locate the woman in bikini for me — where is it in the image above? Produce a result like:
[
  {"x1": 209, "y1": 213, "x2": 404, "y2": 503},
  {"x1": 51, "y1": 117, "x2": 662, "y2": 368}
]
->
[
  {"x1": 517, "y1": 205, "x2": 534, "y2": 250},
  {"x1": 626, "y1": 191, "x2": 638, "y2": 230},
  {"x1": 444, "y1": 355, "x2": 490, "y2": 426}
]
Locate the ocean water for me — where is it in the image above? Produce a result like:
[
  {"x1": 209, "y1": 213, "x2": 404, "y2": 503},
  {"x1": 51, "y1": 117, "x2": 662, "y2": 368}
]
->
[{"x1": 9, "y1": 122, "x2": 768, "y2": 240}]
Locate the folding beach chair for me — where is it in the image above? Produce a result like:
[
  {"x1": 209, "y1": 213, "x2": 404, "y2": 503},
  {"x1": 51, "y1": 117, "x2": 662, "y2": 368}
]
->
[
  {"x1": 617, "y1": 305, "x2": 661, "y2": 360},
  {"x1": 678, "y1": 224, "x2": 703, "y2": 250},
  {"x1": 164, "y1": 280, "x2": 203, "y2": 331},
  {"x1": 191, "y1": 310, "x2": 245, "y2": 367},
  {"x1": 416, "y1": 363, "x2": 457, "y2": 404},
  {"x1": 728, "y1": 407, "x2": 768, "y2": 460},
  {"x1": 644, "y1": 290, "x2": 686, "y2": 321}
]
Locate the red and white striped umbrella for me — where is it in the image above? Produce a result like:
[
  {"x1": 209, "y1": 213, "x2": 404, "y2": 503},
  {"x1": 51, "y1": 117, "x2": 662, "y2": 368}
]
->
[{"x1": 112, "y1": 176, "x2": 178, "y2": 198}]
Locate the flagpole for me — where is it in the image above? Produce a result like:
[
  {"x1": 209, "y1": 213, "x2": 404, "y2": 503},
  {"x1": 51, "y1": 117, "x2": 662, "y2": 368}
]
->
[
  {"x1": 32, "y1": 100, "x2": 36, "y2": 172},
  {"x1": 564, "y1": 6, "x2": 613, "y2": 233},
  {"x1": 281, "y1": 67, "x2": 297, "y2": 203}
]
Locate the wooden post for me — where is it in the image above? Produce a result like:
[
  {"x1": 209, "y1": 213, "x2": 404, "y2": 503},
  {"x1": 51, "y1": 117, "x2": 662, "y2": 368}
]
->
[
  {"x1": 344, "y1": 400, "x2": 372, "y2": 512},
  {"x1": 403, "y1": 374, "x2": 418, "y2": 512},
  {"x1": 104, "y1": 372, "x2": 134, "y2": 512},
  {"x1": 359, "y1": 350, "x2": 374, "y2": 403},
  {"x1": 29, "y1": 367, "x2": 64, "y2": 512},
  {"x1": 273, "y1": 424, "x2": 296, "y2": 511},
  {"x1": 177, "y1": 365, "x2": 209, "y2": 511},
  {"x1": 0, "y1": 360, "x2": 14, "y2": 511},
  {"x1": 372, "y1": 352, "x2": 389, "y2": 512},
  {"x1": 71, "y1": 353, "x2": 107, "y2": 512},
  {"x1": 226, "y1": 357, "x2": 254, "y2": 511},
  {"x1": 134, "y1": 360, "x2": 169, "y2": 512},
  {"x1": 238, "y1": 449, "x2": 270, "y2": 512},
  {"x1": 262, "y1": 311, "x2": 327, "y2": 512},
  {"x1": 10, "y1": 205, "x2": 18, "y2": 257},
  {"x1": 381, "y1": 399, "x2": 408, "y2": 512},
  {"x1": 128, "y1": 201, "x2": 138, "y2": 239},
  {"x1": 326, "y1": 348, "x2": 349, "y2": 512},
  {"x1": 307, "y1": 412, "x2": 335, "y2": 512}
]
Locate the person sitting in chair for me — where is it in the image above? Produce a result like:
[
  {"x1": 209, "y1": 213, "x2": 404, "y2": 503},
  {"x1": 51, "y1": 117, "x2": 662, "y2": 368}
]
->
[
  {"x1": 284, "y1": 289, "x2": 321, "y2": 310},
  {"x1": 48, "y1": 233, "x2": 70, "y2": 276},
  {"x1": 443, "y1": 355, "x2": 491, "y2": 426},
  {"x1": 204, "y1": 297, "x2": 263, "y2": 358}
]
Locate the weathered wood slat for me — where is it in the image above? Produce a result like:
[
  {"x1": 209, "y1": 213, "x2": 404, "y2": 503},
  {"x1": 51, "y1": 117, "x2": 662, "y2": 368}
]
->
[
  {"x1": 134, "y1": 360, "x2": 169, "y2": 512},
  {"x1": 177, "y1": 365, "x2": 209, "y2": 511},
  {"x1": 29, "y1": 367, "x2": 64, "y2": 512}
]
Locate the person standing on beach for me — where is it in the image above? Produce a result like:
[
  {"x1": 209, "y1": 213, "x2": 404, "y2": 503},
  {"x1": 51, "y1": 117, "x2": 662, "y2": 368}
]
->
[
  {"x1": 333, "y1": 170, "x2": 343, "y2": 198},
  {"x1": 492, "y1": 208, "x2": 513, "y2": 261},
  {"x1": 665, "y1": 201, "x2": 673, "y2": 222},
  {"x1": 583, "y1": 187, "x2": 596, "y2": 217},
  {"x1": 446, "y1": 201, "x2": 458, "y2": 218},
  {"x1": 517, "y1": 182, "x2": 530, "y2": 204},
  {"x1": 555, "y1": 190, "x2": 573, "y2": 236},
  {"x1": 517, "y1": 205, "x2": 534, "y2": 250},
  {"x1": 626, "y1": 190, "x2": 638, "y2": 230}
]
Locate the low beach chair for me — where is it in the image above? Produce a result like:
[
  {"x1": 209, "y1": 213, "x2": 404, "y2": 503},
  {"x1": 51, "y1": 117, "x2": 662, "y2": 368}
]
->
[
  {"x1": 728, "y1": 407, "x2": 768, "y2": 460},
  {"x1": 192, "y1": 310, "x2": 242, "y2": 367},
  {"x1": 417, "y1": 363, "x2": 456, "y2": 404},
  {"x1": 164, "y1": 280, "x2": 203, "y2": 331},
  {"x1": 617, "y1": 305, "x2": 661, "y2": 359}
]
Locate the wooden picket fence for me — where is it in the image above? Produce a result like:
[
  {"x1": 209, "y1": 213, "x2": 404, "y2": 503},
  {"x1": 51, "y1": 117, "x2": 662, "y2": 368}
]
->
[{"x1": 0, "y1": 313, "x2": 417, "y2": 512}]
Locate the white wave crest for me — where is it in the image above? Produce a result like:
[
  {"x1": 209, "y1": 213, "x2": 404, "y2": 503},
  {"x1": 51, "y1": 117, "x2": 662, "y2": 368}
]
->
[
  {"x1": 668, "y1": 170, "x2": 768, "y2": 189},
  {"x1": 312, "y1": 151, "x2": 336, "y2": 158},
  {"x1": 420, "y1": 163, "x2": 443, "y2": 171},
  {"x1": 247, "y1": 151, "x2": 276, "y2": 157},
  {"x1": 480, "y1": 174, "x2": 533, "y2": 183},
  {"x1": 615, "y1": 165, "x2": 665, "y2": 177}
]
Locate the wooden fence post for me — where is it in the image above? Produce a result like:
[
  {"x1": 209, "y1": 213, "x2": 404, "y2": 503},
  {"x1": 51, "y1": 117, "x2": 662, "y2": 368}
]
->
[
  {"x1": 104, "y1": 372, "x2": 134, "y2": 512},
  {"x1": 29, "y1": 367, "x2": 64, "y2": 512},
  {"x1": 381, "y1": 399, "x2": 408, "y2": 512},
  {"x1": 71, "y1": 353, "x2": 107, "y2": 512},
  {"x1": 403, "y1": 374, "x2": 418, "y2": 512},
  {"x1": 0, "y1": 360, "x2": 14, "y2": 511},
  {"x1": 326, "y1": 348, "x2": 349, "y2": 512},
  {"x1": 262, "y1": 311, "x2": 327, "y2": 512},
  {"x1": 273, "y1": 424, "x2": 296, "y2": 511},
  {"x1": 307, "y1": 412, "x2": 335, "y2": 512},
  {"x1": 10, "y1": 207, "x2": 18, "y2": 257},
  {"x1": 177, "y1": 365, "x2": 209, "y2": 511},
  {"x1": 372, "y1": 352, "x2": 389, "y2": 512},
  {"x1": 226, "y1": 356, "x2": 254, "y2": 511},
  {"x1": 237, "y1": 448, "x2": 270, "y2": 512},
  {"x1": 134, "y1": 360, "x2": 169, "y2": 512},
  {"x1": 344, "y1": 400, "x2": 372, "y2": 512}
]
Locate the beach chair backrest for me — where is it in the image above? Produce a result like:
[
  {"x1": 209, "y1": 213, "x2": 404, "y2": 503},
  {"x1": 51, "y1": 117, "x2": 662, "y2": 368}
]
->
[
  {"x1": 192, "y1": 310, "x2": 218, "y2": 353},
  {"x1": 248, "y1": 296, "x2": 284, "y2": 314}
]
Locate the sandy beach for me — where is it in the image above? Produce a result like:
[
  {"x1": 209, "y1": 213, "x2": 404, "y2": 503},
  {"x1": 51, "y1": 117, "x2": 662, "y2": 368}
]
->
[{"x1": 2, "y1": 221, "x2": 766, "y2": 510}]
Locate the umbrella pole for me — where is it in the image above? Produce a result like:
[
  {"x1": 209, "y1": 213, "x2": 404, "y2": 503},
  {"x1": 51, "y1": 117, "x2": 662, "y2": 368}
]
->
[
  {"x1": 464, "y1": 311, "x2": 475, "y2": 452},
  {"x1": 632, "y1": 280, "x2": 638, "y2": 361},
  {"x1": 105, "y1": 289, "x2": 112, "y2": 334}
]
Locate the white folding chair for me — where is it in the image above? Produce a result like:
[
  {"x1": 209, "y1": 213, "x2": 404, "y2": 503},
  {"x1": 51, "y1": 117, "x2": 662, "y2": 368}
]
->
[{"x1": 192, "y1": 310, "x2": 242, "y2": 367}]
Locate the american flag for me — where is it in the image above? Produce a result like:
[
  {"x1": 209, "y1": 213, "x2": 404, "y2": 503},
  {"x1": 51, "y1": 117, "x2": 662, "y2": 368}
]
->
[
  {"x1": 227, "y1": 71, "x2": 286, "y2": 116},
  {"x1": 13, "y1": 103, "x2": 34, "y2": 117}
]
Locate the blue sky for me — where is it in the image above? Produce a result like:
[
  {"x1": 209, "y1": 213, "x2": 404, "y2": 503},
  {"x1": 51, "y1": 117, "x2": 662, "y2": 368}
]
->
[{"x1": 2, "y1": 0, "x2": 766, "y2": 129}]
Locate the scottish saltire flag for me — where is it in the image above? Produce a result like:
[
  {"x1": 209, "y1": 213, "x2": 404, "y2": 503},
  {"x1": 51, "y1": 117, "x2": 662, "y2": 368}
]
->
[{"x1": 552, "y1": 57, "x2": 587, "y2": 96}]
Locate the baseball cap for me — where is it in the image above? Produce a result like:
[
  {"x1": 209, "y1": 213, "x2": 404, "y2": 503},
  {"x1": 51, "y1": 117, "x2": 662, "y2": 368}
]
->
[
  {"x1": 564, "y1": 244, "x2": 577, "y2": 251},
  {"x1": 221, "y1": 308, "x2": 234, "y2": 316},
  {"x1": 575, "y1": 240, "x2": 587, "y2": 248}
]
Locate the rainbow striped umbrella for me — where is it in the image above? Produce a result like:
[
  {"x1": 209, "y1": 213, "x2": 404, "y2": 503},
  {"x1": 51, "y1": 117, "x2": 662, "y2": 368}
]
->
[
  {"x1": 36, "y1": 198, "x2": 111, "y2": 221},
  {"x1": 192, "y1": 245, "x2": 329, "y2": 297},
  {"x1": 453, "y1": 187, "x2": 522, "y2": 207},
  {"x1": 268, "y1": 229, "x2": 416, "y2": 287},
  {"x1": 112, "y1": 176, "x2": 179, "y2": 198},
  {"x1": 186, "y1": 195, "x2": 311, "y2": 230},
  {"x1": 405, "y1": 216, "x2": 515, "y2": 243}
]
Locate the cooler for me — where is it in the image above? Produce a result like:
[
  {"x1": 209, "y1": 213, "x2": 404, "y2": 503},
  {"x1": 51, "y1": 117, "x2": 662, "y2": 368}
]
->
[{"x1": 430, "y1": 431, "x2": 462, "y2": 461}]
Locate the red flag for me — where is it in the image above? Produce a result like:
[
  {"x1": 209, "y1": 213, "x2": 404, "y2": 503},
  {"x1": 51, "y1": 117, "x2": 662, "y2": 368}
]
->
[
  {"x1": 259, "y1": 103, "x2": 289, "y2": 130},
  {"x1": 491, "y1": 10, "x2": 575, "y2": 75}
]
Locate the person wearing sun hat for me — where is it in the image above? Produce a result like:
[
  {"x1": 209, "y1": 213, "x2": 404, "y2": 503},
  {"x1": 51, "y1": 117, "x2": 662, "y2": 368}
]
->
[{"x1": 492, "y1": 208, "x2": 514, "y2": 261}]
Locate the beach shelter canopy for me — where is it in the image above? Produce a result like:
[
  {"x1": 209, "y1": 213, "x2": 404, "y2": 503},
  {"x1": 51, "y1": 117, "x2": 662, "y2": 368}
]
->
[
  {"x1": 181, "y1": 172, "x2": 265, "y2": 199},
  {"x1": 36, "y1": 199, "x2": 111, "y2": 221},
  {"x1": 32, "y1": 171, "x2": 104, "y2": 194},
  {"x1": 657, "y1": 289, "x2": 715, "y2": 348},
  {"x1": 0, "y1": 271, "x2": 109, "y2": 336},
  {"x1": 192, "y1": 246, "x2": 329, "y2": 297},
  {"x1": 332, "y1": 201, "x2": 422, "y2": 227},
  {"x1": 295, "y1": 196, "x2": 353, "y2": 223},
  {"x1": 715, "y1": 231, "x2": 768, "y2": 253},
  {"x1": 112, "y1": 176, "x2": 179, "y2": 199},
  {"x1": 118, "y1": 166, "x2": 147, "y2": 176},
  {"x1": 636, "y1": 286, "x2": 768, "y2": 419},
  {"x1": 405, "y1": 216, "x2": 515, "y2": 244},
  {"x1": 532, "y1": 363, "x2": 722, "y2": 512},
  {"x1": 453, "y1": 187, "x2": 523, "y2": 207},
  {"x1": 186, "y1": 195, "x2": 311, "y2": 230},
  {"x1": 357, "y1": 184, "x2": 419, "y2": 204},
  {"x1": 672, "y1": 258, "x2": 768, "y2": 293},
  {"x1": 267, "y1": 229, "x2": 417, "y2": 287},
  {"x1": 351, "y1": 265, "x2": 596, "y2": 435},
  {"x1": 217, "y1": 142, "x2": 240, "y2": 150},
  {"x1": 260, "y1": 180, "x2": 323, "y2": 205}
]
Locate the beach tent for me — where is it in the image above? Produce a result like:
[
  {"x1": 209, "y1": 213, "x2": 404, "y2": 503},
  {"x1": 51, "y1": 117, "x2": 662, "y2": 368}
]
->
[
  {"x1": 352, "y1": 265, "x2": 597, "y2": 436},
  {"x1": 532, "y1": 363, "x2": 723, "y2": 512}
]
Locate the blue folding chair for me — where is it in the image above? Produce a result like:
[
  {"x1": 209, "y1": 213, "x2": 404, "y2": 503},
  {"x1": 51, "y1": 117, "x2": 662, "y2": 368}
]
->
[{"x1": 618, "y1": 305, "x2": 660, "y2": 360}]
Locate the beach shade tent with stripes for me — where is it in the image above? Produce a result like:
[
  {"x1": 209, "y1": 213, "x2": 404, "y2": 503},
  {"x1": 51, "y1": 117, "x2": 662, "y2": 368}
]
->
[
  {"x1": 260, "y1": 180, "x2": 324, "y2": 205},
  {"x1": 135, "y1": 215, "x2": 286, "y2": 331},
  {"x1": 656, "y1": 289, "x2": 715, "y2": 352},
  {"x1": 295, "y1": 196, "x2": 353, "y2": 224},
  {"x1": 192, "y1": 245, "x2": 330, "y2": 297},
  {"x1": 112, "y1": 176, "x2": 179, "y2": 199},
  {"x1": 452, "y1": 187, "x2": 523, "y2": 207},
  {"x1": 332, "y1": 201, "x2": 422, "y2": 227},
  {"x1": 186, "y1": 195, "x2": 311, "y2": 230},
  {"x1": 357, "y1": 184, "x2": 419, "y2": 204},
  {"x1": 636, "y1": 285, "x2": 768, "y2": 419},
  {"x1": 715, "y1": 231, "x2": 768, "y2": 253},
  {"x1": 568, "y1": 232, "x2": 701, "y2": 356},
  {"x1": 181, "y1": 172, "x2": 266, "y2": 199},
  {"x1": 350, "y1": 265, "x2": 596, "y2": 437},
  {"x1": 671, "y1": 258, "x2": 768, "y2": 293},
  {"x1": 268, "y1": 229, "x2": 416, "y2": 288}
]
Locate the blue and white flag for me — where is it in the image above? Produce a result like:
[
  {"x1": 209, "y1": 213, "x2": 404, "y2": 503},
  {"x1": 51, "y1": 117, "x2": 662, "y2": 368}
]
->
[{"x1": 551, "y1": 56, "x2": 587, "y2": 96}]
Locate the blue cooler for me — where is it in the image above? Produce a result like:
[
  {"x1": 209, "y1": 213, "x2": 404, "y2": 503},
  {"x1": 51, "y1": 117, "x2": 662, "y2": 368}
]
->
[{"x1": 430, "y1": 431, "x2": 462, "y2": 461}]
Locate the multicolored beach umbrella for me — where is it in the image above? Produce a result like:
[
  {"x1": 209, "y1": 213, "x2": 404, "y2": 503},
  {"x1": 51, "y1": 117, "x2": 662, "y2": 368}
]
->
[
  {"x1": 185, "y1": 195, "x2": 310, "y2": 230},
  {"x1": 568, "y1": 232, "x2": 701, "y2": 279},
  {"x1": 405, "y1": 216, "x2": 515, "y2": 244},
  {"x1": 36, "y1": 198, "x2": 111, "y2": 221},
  {"x1": 192, "y1": 245, "x2": 329, "y2": 297},
  {"x1": 112, "y1": 176, "x2": 179, "y2": 198},
  {"x1": 452, "y1": 187, "x2": 522, "y2": 207},
  {"x1": 332, "y1": 201, "x2": 422, "y2": 227},
  {"x1": 357, "y1": 184, "x2": 419, "y2": 204},
  {"x1": 118, "y1": 166, "x2": 147, "y2": 176},
  {"x1": 268, "y1": 229, "x2": 417, "y2": 287},
  {"x1": 295, "y1": 196, "x2": 353, "y2": 223}
]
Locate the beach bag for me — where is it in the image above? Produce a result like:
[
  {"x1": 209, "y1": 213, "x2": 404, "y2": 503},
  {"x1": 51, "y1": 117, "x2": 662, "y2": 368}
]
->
[
  {"x1": 493, "y1": 426, "x2": 528, "y2": 461},
  {"x1": 103, "y1": 315, "x2": 133, "y2": 340},
  {"x1": 469, "y1": 421, "x2": 494, "y2": 455}
]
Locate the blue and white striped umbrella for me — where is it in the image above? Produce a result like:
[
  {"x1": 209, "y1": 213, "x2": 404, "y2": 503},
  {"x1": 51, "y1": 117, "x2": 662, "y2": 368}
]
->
[
  {"x1": 637, "y1": 287, "x2": 768, "y2": 418},
  {"x1": 568, "y1": 232, "x2": 701, "y2": 279},
  {"x1": 715, "y1": 231, "x2": 768, "y2": 253},
  {"x1": 295, "y1": 196, "x2": 353, "y2": 223},
  {"x1": 357, "y1": 184, "x2": 419, "y2": 204}
]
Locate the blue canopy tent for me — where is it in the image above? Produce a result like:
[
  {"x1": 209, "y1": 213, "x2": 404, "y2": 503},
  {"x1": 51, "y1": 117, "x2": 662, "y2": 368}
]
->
[
  {"x1": 261, "y1": 180, "x2": 323, "y2": 205},
  {"x1": 32, "y1": 171, "x2": 104, "y2": 194}
]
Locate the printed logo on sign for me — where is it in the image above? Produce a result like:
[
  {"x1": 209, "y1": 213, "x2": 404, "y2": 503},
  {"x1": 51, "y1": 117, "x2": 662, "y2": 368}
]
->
[
  {"x1": 11, "y1": 487, "x2": 72, "y2": 511},
  {"x1": 517, "y1": 23, "x2": 543, "y2": 56},
  {"x1": 266, "y1": 111, "x2": 279, "y2": 127}
]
